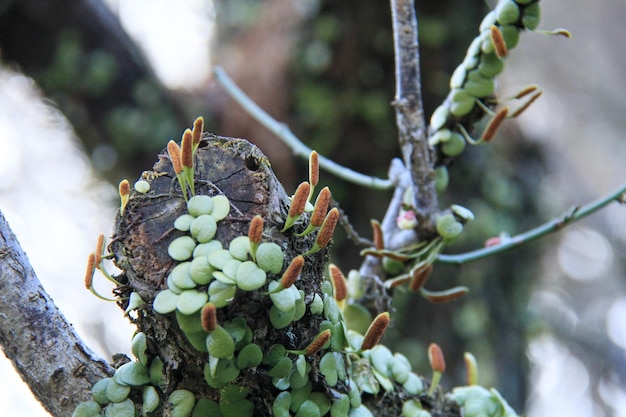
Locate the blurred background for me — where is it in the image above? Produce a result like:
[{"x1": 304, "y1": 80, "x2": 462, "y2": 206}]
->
[{"x1": 0, "y1": 0, "x2": 625, "y2": 415}]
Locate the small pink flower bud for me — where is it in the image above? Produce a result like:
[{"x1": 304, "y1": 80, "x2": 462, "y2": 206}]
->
[{"x1": 396, "y1": 209, "x2": 417, "y2": 230}]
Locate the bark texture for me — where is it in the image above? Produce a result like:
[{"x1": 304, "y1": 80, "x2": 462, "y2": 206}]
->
[
  {"x1": 111, "y1": 136, "x2": 333, "y2": 415},
  {"x1": 0, "y1": 211, "x2": 113, "y2": 417},
  {"x1": 108, "y1": 135, "x2": 459, "y2": 416}
]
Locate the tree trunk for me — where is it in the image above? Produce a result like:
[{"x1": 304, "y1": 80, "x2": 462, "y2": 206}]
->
[{"x1": 0, "y1": 212, "x2": 113, "y2": 417}]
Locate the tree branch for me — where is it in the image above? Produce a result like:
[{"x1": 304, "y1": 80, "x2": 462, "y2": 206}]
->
[
  {"x1": 390, "y1": 0, "x2": 439, "y2": 235},
  {"x1": 0, "y1": 210, "x2": 113, "y2": 417},
  {"x1": 437, "y1": 183, "x2": 626, "y2": 265},
  {"x1": 213, "y1": 67, "x2": 393, "y2": 190}
]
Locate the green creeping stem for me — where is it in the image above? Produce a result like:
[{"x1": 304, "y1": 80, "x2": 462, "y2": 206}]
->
[{"x1": 428, "y1": 0, "x2": 541, "y2": 162}]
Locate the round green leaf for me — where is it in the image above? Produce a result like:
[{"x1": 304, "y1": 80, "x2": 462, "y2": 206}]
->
[
  {"x1": 189, "y1": 256, "x2": 214, "y2": 285},
  {"x1": 193, "y1": 240, "x2": 223, "y2": 258},
  {"x1": 72, "y1": 401, "x2": 101, "y2": 417},
  {"x1": 310, "y1": 294, "x2": 324, "y2": 315},
  {"x1": 495, "y1": 0, "x2": 520, "y2": 25},
  {"x1": 193, "y1": 398, "x2": 221, "y2": 417},
  {"x1": 105, "y1": 378, "x2": 131, "y2": 403},
  {"x1": 273, "y1": 392, "x2": 291, "y2": 417},
  {"x1": 190, "y1": 215, "x2": 217, "y2": 243},
  {"x1": 269, "y1": 304, "x2": 295, "y2": 329},
  {"x1": 263, "y1": 344, "x2": 286, "y2": 367},
  {"x1": 168, "y1": 389, "x2": 196, "y2": 417},
  {"x1": 295, "y1": 399, "x2": 321, "y2": 417},
  {"x1": 441, "y1": 132, "x2": 466, "y2": 157},
  {"x1": 219, "y1": 385, "x2": 253, "y2": 417},
  {"x1": 222, "y1": 259, "x2": 242, "y2": 281},
  {"x1": 113, "y1": 361, "x2": 150, "y2": 387},
  {"x1": 402, "y1": 373, "x2": 424, "y2": 395},
  {"x1": 290, "y1": 381, "x2": 312, "y2": 413},
  {"x1": 206, "y1": 325, "x2": 235, "y2": 359},
  {"x1": 210, "y1": 195, "x2": 230, "y2": 221},
  {"x1": 255, "y1": 242, "x2": 284, "y2": 274},
  {"x1": 142, "y1": 386, "x2": 160, "y2": 415},
  {"x1": 131, "y1": 332, "x2": 148, "y2": 366},
  {"x1": 174, "y1": 214, "x2": 195, "y2": 232},
  {"x1": 229, "y1": 236, "x2": 251, "y2": 261},
  {"x1": 168, "y1": 236, "x2": 196, "y2": 261},
  {"x1": 191, "y1": 398, "x2": 224, "y2": 417},
  {"x1": 91, "y1": 378, "x2": 111, "y2": 405},
  {"x1": 236, "y1": 261, "x2": 267, "y2": 291},
  {"x1": 149, "y1": 357, "x2": 164, "y2": 387},
  {"x1": 330, "y1": 394, "x2": 350, "y2": 417},
  {"x1": 170, "y1": 262, "x2": 196, "y2": 289},
  {"x1": 236, "y1": 343, "x2": 263, "y2": 369},
  {"x1": 208, "y1": 249, "x2": 235, "y2": 270},
  {"x1": 103, "y1": 399, "x2": 135, "y2": 417},
  {"x1": 204, "y1": 357, "x2": 240, "y2": 388},
  {"x1": 187, "y1": 195, "x2": 213, "y2": 216},
  {"x1": 153, "y1": 289, "x2": 179, "y2": 314},
  {"x1": 319, "y1": 352, "x2": 338, "y2": 387},
  {"x1": 176, "y1": 289, "x2": 208, "y2": 315},
  {"x1": 208, "y1": 280, "x2": 236, "y2": 308},
  {"x1": 269, "y1": 281, "x2": 297, "y2": 312},
  {"x1": 269, "y1": 357, "x2": 293, "y2": 379}
]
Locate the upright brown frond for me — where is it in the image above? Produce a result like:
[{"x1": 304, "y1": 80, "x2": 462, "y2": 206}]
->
[
  {"x1": 201, "y1": 303, "x2": 217, "y2": 332},
  {"x1": 361, "y1": 312, "x2": 390, "y2": 350},
  {"x1": 481, "y1": 107, "x2": 509, "y2": 142},
  {"x1": 310, "y1": 187, "x2": 331, "y2": 228},
  {"x1": 305, "y1": 329, "x2": 331, "y2": 355},
  {"x1": 280, "y1": 256, "x2": 305, "y2": 289},
  {"x1": 94, "y1": 233, "x2": 105, "y2": 266},
  {"x1": 192, "y1": 116, "x2": 204, "y2": 147},
  {"x1": 315, "y1": 208, "x2": 339, "y2": 250},
  {"x1": 248, "y1": 215, "x2": 264, "y2": 245},
  {"x1": 118, "y1": 179, "x2": 130, "y2": 197},
  {"x1": 490, "y1": 25, "x2": 508, "y2": 58},
  {"x1": 167, "y1": 140, "x2": 183, "y2": 174},
  {"x1": 511, "y1": 90, "x2": 543, "y2": 118},
  {"x1": 370, "y1": 219, "x2": 384, "y2": 250},
  {"x1": 514, "y1": 85, "x2": 539, "y2": 99},
  {"x1": 289, "y1": 182, "x2": 311, "y2": 218},
  {"x1": 118, "y1": 179, "x2": 131, "y2": 215},
  {"x1": 181, "y1": 129, "x2": 193, "y2": 169},
  {"x1": 328, "y1": 264, "x2": 347, "y2": 302},
  {"x1": 84, "y1": 253, "x2": 96, "y2": 289},
  {"x1": 309, "y1": 151, "x2": 319, "y2": 188},
  {"x1": 428, "y1": 343, "x2": 446, "y2": 373},
  {"x1": 409, "y1": 263, "x2": 433, "y2": 292}
]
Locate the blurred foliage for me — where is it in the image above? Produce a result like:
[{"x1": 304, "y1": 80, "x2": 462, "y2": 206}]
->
[
  {"x1": 37, "y1": 30, "x2": 180, "y2": 177},
  {"x1": 0, "y1": 2, "x2": 185, "y2": 182}
]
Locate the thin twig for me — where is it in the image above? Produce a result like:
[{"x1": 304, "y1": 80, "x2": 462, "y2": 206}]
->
[
  {"x1": 390, "y1": 0, "x2": 439, "y2": 236},
  {"x1": 213, "y1": 67, "x2": 393, "y2": 190},
  {"x1": 436, "y1": 183, "x2": 626, "y2": 265}
]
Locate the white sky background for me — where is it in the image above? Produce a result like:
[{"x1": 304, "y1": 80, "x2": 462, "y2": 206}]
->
[{"x1": 0, "y1": 0, "x2": 626, "y2": 416}]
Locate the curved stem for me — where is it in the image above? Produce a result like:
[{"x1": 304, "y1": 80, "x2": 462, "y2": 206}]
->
[
  {"x1": 437, "y1": 183, "x2": 626, "y2": 265},
  {"x1": 213, "y1": 67, "x2": 393, "y2": 190}
]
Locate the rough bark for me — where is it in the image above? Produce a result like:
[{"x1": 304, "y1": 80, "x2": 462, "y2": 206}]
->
[{"x1": 0, "y1": 211, "x2": 113, "y2": 417}]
